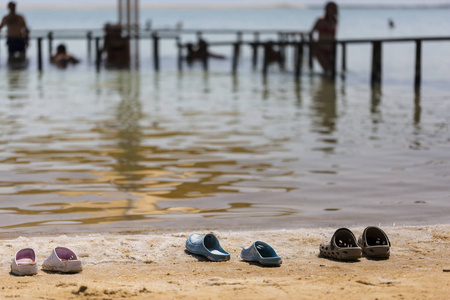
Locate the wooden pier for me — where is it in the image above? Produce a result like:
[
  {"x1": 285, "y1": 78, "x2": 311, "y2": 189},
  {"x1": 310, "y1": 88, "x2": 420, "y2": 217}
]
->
[{"x1": 16, "y1": 28, "x2": 450, "y2": 90}]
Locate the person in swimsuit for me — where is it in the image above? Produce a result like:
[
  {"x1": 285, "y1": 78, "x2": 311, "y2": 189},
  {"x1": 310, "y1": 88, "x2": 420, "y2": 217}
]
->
[
  {"x1": 310, "y1": 1, "x2": 338, "y2": 75},
  {"x1": 0, "y1": 2, "x2": 29, "y2": 59},
  {"x1": 50, "y1": 44, "x2": 79, "y2": 68},
  {"x1": 264, "y1": 40, "x2": 283, "y2": 66},
  {"x1": 185, "y1": 38, "x2": 225, "y2": 66}
]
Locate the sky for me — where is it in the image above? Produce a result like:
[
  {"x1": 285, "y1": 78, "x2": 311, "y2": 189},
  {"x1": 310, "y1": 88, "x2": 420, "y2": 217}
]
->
[{"x1": 8, "y1": 0, "x2": 450, "y2": 9}]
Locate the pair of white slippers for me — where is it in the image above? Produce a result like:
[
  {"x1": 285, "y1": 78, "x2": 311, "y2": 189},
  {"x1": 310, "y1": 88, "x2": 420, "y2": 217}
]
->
[{"x1": 11, "y1": 247, "x2": 82, "y2": 276}]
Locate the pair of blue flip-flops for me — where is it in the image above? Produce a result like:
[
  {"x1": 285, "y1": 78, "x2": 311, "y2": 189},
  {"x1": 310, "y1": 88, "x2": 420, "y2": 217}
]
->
[{"x1": 185, "y1": 233, "x2": 282, "y2": 266}]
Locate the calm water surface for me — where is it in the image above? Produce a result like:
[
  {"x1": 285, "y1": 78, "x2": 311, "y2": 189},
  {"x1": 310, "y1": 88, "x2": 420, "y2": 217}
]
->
[{"x1": 0, "y1": 8, "x2": 449, "y2": 234}]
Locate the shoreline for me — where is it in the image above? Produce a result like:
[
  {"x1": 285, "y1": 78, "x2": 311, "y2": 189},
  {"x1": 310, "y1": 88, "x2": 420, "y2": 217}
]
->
[
  {"x1": 1, "y1": 217, "x2": 449, "y2": 239},
  {"x1": 1, "y1": 224, "x2": 449, "y2": 299}
]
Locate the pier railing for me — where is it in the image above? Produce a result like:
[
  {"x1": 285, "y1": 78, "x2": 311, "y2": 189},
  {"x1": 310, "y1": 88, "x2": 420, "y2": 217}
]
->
[{"x1": 11, "y1": 28, "x2": 450, "y2": 89}]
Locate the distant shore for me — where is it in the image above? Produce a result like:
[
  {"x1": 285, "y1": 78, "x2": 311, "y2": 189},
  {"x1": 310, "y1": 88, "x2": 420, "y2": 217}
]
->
[
  {"x1": 20, "y1": 4, "x2": 450, "y2": 10},
  {"x1": 1, "y1": 224, "x2": 448, "y2": 299}
]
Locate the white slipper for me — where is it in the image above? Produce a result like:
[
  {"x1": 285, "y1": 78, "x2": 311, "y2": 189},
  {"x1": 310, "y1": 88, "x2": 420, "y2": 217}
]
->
[
  {"x1": 11, "y1": 248, "x2": 38, "y2": 276},
  {"x1": 42, "y1": 247, "x2": 82, "y2": 273}
]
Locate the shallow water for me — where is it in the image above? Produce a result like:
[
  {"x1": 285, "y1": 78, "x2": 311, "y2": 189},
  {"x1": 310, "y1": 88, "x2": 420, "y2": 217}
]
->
[
  {"x1": 0, "y1": 8, "x2": 450, "y2": 234},
  {"x1": 0, "y1": 66, "x2": 449, "y2": 234}
]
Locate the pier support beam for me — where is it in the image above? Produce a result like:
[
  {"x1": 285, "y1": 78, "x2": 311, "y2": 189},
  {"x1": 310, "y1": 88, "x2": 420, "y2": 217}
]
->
[
  {"x1": 47, "y1": 31, "x2": 53, "y2": 58},
  {"x1": 201, "y1": 42, "x2": 208, "y2": 72},
  {"x1": 414, "y1": 39, "x2": 422, "y2": 91},
  {"x1": 87, "y1": 31, "x2": 92, "y2": 60},
  {"x1": 176, "y1": 37, "x2": 183, "y2": 72},
  {"x1": 308, "y1": 41, "x2": 314, "y2": 71},
  {"x1": 262, "y1": 42, "x2": 269, "y2": 77},
  {"x1": 278, "y1": 32, "x2": 286, "y2": 71},
  {"x1": 295, "y1": 42, "x2": 303, "y2": 79},
  {"x1": 251, "y1": 32, "x2": 259, "y2": 69},
  {"x1": 152, "y1": 32, "x2": 160, "y2": 71},
  {"x1": 341, "y1": 42, "x2": 346, "y2": 79},
  {"x1": 371, "y1": 41, "x2": 382, "y2": 86},
  {"x1": 331, "y1": 41, "x2": 337, "y2": 79},
  {"x1": 234, "y1": 31, "x2": 243, "y2": 68},
  {"x1": 95, "y1": 37, "x2": 101, "y2": 72},
  {"x1": 232, "y1": 42, "x2": 239, "y2": 74},
  {"x1": 37, "y1": 37, "x2": 43, "y2": 72}
]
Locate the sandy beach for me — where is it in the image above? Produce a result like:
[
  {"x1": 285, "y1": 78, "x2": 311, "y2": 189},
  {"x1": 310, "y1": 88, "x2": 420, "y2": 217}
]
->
[{"x1": 0, "y1": 224, "x2": 449, "y2": 299}]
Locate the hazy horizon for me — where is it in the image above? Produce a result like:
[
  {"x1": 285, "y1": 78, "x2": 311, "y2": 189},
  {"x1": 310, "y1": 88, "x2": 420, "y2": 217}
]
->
[{"x1": 6, "y1": 0, "x2": 450, "y2": 10}]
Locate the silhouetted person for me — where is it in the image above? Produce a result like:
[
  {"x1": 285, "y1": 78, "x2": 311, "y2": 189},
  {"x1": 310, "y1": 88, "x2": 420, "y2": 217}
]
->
[
  {"x1": 185, "y1": 38, "x2": 225, "y2": 65},
  {"x1": 0, "y1": 1, "x2": 29, "y2": 59},
  {"x1": 310, "y1": 1, "x2": 338, "y2": 76},
  {"x1": 51, "y1": 44, "x2": 79, "y2": 68},
  {"x1": 102, "y1": 23, "x2": 130, "y2": 67},
  {"x1": 264, "y1": 41, "x2": 283, "y2": 66}
]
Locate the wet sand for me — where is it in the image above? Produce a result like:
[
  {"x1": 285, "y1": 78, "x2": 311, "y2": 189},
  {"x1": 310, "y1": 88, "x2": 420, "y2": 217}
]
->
[{"x1": 0, "y1": 224, "x2": 449, "y2": 299}]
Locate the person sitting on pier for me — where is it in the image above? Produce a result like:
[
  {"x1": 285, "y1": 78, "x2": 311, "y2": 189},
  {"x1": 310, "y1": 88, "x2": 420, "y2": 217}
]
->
[
  {"x1": 185, "y1": 38, "x2": 225, "y2": 65},
  {"x1": 264, "y1": 41, "x2": 283, "y2": 66},
  {"x1": 50, "y1": 44, "x2": 79, "y2": 68},
  {"x1": 0, "y1": 1, "x2": 29, "y2": 59},
  {"x1": 102, "y1": 23, "x2": 130, "y2": 67},
  {"x1": 309, "y1": 1, "x2": 338, "y2": 76}
]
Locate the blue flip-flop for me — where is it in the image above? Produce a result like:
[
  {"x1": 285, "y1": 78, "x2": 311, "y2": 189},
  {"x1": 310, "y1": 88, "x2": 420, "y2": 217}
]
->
[
  {"x1": 185, "y1": 233, "x2": 230, "y2": 262},
  {"x1": 240, "y1": 241, "x2": 282, "y2": 266}
]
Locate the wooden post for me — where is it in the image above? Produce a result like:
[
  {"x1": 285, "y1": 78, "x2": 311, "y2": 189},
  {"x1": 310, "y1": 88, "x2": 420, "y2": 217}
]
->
[
  {"x1": 414, "y1": 39, "x2": 422, "y2": 91},
  {"x1": 262, "y1": 42, "x2": 269, "y2": 77},
  {"x1": 232, "y1": 42, "x2": 239, "y2": 74},
  {"x1": 330, "y1": 41, "x2": 337, "y2": 79},
  {"x1": 308, "y1": 40, "x2": 314, "y2": 70},
  {"x1": 176, "y1": 37, "x2": 183, "y2": 72},
  {"x1": 341, "y1": 42, "x2": 347, "y2": 72},
  {"x1": 371, "y1": 41, "x2": 382, "y2": 86},
  {"x1": 47, "y1": 31, "x2": 53, "y2": 58},
  {"x1": 278, "y1": 32, "x2": 286, "y2": 71},
  {"x1": 95, "y1": 37, "x2": 101, "y2": 72},
  {"x1": 236, "y1": 31, "x2": 242, "y2": 59},
  {"x1": 134, "y1": 35, "x2": 140, "y2": 70},
  {"x1": 87, "y1": 31, "x2": 92, "y2": 59},
  {"x1": 293, "y1": 40, "x2": 298, "y2": 70},
  {"x1": 252, "y1": 32, "x2": 259, "y2": 69},
  {"x1": 295, "y1": 42, "x2": 303, "y2": 79},
  {"x1": 201, "y1": 42, "x2": 208, "y2": 72},
  {"x1": 152, "y1": 32, "x2": 160, "y2": 71},
  {"x1": 37, "y1": 37, "x2": 43, "y2": 72}
]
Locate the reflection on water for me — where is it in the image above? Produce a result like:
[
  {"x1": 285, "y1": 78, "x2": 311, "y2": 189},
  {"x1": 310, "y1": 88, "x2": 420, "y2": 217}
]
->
[
  {"x1": 311, "y1": 78, "x2": 337, "y2": 135},
  {"x1": 0, "y1": 69, "x2": 449, "y2": 233},
  {"x1": 371, "y1": 85, "x2": 382, "y2": 123},
  {"x1": 7, "y1": 57, "x2": 29, "y2": 72},
  {"x1": 414, "y1": 90, "x2": 421, "y2": 125},
  {"x1": 110, "y1": 71, "x2": 144, "y2": 191},
  {"x1": 7, "y1": 69, "x2": 29, "y2": 100}
]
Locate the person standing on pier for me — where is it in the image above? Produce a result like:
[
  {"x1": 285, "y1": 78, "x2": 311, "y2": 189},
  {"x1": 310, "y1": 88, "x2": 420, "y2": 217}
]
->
[
  {"x1": 0, "y1": 1, "x2": 29, "y2": 59},
  {"x1": 310, "y1": 1, "x2": 338, "y2": 76}
]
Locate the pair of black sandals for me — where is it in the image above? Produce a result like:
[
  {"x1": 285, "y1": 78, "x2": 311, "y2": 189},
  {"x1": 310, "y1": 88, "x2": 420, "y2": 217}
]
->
[{"x1": 319, "y1": 226, "x2": 391, "y2": 260}]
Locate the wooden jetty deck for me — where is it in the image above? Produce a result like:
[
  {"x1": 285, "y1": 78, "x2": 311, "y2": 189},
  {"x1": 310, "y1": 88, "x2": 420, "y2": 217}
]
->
[{"x1": 17, "y1": 28, "x2": 450, "y2": 90}]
